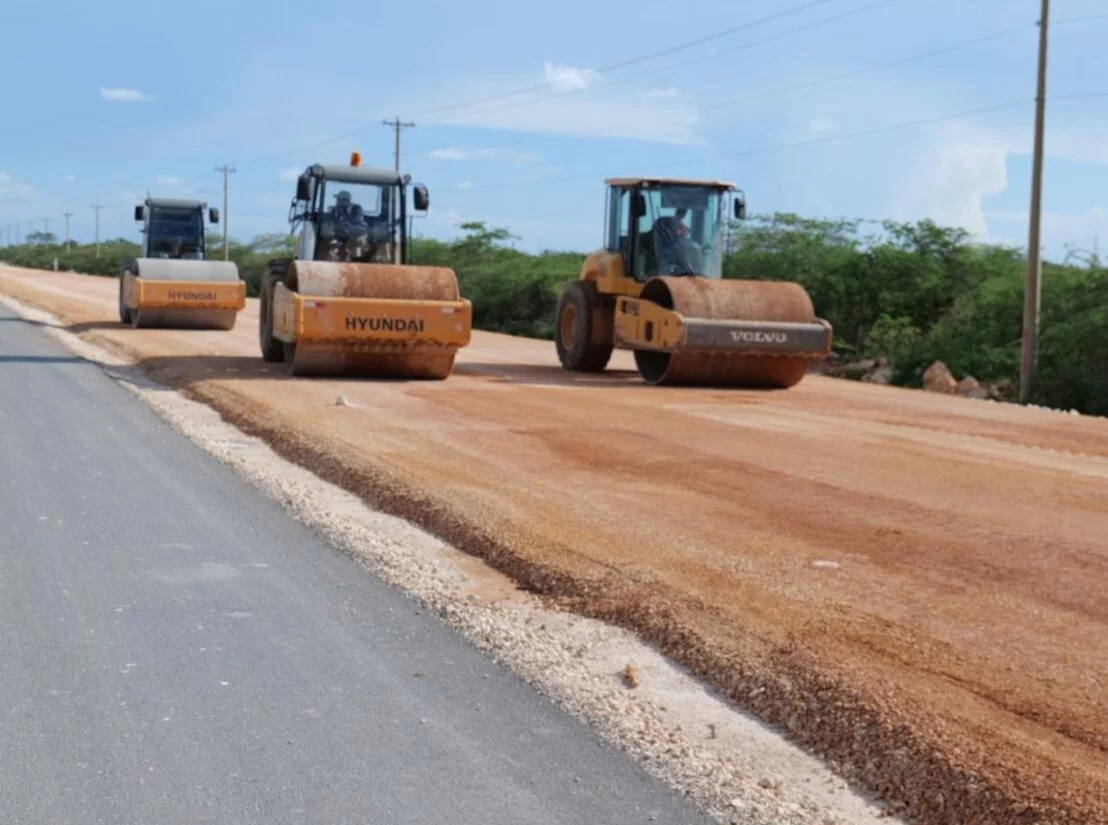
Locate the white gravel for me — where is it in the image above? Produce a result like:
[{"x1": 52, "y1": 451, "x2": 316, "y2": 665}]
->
[{"x1": 1, "y1": 294, "x2": 902, "y2": 825}]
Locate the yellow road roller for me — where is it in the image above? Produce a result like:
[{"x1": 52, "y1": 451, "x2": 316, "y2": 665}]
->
[
  {"x1": 119, "y1": 197, "x2": 246, "y2": 330},
  {"x1": 259, "y1": 153, "x2": 472, "y2": 377},
  {"x1": 555, "y1": 177, "x2": 833, "y2": 387}
]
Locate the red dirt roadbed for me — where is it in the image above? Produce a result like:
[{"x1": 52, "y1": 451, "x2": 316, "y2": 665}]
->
[{"x1": 3, "y1": 265, "x2": 1106, "y2": 825}]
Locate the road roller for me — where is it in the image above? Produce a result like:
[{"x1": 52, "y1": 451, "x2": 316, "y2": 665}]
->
[
  {"x1": 258, "y1": 153, "x2": 472, "y2": 378},
  {"x1": 554, "y1": 177, "x2": 833, "y2": 387},
  {"x1": 119, "y1": 196, "x2": 246, "y2": 330}
]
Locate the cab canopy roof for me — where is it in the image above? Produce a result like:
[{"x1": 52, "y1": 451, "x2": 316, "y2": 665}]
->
[
  {"x1": 307, "y1": 164, "x2": 407, "y2": 186},
  {"x1": 605, "y1": 176, "x2": 735, "y2": 190},
  {"x1": 144, "y1": 196, "x2": 208, "y2": 210}
]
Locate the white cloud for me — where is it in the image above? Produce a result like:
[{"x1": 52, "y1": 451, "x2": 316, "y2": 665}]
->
[
  {"x1": 543, "y1": 61, "x2": 600, "y2": 91},
  {"x1": 427, "y1": 147, "x2": 538, "y2": 164},
  {"x1": 429, "y1": 84, "x2": 703, "y2": 146},
  {"x1": 896, "y1": 139, "x2": 1008, "y2": 237},
  {"x1": 278, "y1": 167, "x2": 301, "y2": 181},
  {"x1": 429, "y1": 147, "x2": 471, "y2": 161},
  {"x1": 644, "y1": 87, "x2": 679, "y2": 98},
  {"x1": 63, "y1": 174, "x2": 77, "y2": 183},
  {"x1": 807, "y1": 118, "x2": 836, "y2": 136},
  {"x1": 0, "y1": 172, "x2": 33, "y2": 198},
  {"x1": 156, "y1": 175, "x2": 185, "y2": 188},
  {"x1": 99, "y1": 87, "x2": 151, "y2": 103},
  {"x1": 457, "y1": 181, "x2": 474, "y2": 190}
]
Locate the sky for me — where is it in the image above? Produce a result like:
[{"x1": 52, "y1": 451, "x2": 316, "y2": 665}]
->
[{"x1": 2, "y1": 0, "x2": 1108, "y2": 262}]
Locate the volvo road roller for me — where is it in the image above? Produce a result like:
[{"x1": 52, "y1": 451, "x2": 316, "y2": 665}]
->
[
  {"x1": 258, "y1": 153, "x2": 472, "y2": 378},
  {"x1": 554, "y1": 177, "x2": 832, "y2": 387},
  {"x1": 119, "y1": 197, "x2": 246, "y2": 330}
]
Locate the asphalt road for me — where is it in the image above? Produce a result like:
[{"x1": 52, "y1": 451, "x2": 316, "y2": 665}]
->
[{"x1": 0, "y1": 306, "x2": 710, "y2": 825}]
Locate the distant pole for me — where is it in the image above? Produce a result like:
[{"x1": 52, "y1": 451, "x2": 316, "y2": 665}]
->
[
  {"x1": 63, "y1": 212, "x2": 73, "y2": 254},
  {"x1": 16, "y1": 221, "x2": 20, "y2": 245},
  {"x1": 382, "y1": 116, "x2": 416, "y2": 172},
  {"x1": 215, "y1": 164, "x2": 236, "y2": 260},
  {"x1": 42, "y1": 217, "x2": 49, "y2": 235},
  {"x1": 1019, "y1": 0, "x2": 1050, "y2": 405},
  {"x1": 92, "y1": 205, "x2": 103, "y2": 258}
]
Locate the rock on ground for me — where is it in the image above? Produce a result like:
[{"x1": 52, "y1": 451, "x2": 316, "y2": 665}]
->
[{"x1": 922, "y1": 361, "x2": 957, "y2": 394}]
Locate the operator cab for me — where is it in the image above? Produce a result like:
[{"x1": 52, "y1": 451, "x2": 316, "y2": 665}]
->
[
  {"x1": 603, "y1": 177, "x2": 746, "y2": 281},
  {"x1": 288, "y1": 153, "x2": 430, "y2": 265},
  {"x1": 134, "y1": 197, "x2": 219, "y2": 260}
]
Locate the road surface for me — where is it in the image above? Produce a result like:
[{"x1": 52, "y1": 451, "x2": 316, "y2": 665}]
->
[
  {"x1": 2, "y1": 265, "x2": 1107, "y2": 825},
  {"x1": 0, "y1": 302, "x2": 710, "y2": 824}
]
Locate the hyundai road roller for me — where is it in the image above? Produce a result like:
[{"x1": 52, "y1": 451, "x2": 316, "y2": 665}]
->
[
  {"x1": 258, "y1": 153, "x2": 472, "y2": 378},
  {"x1": 555, "y1": 177, "x2": 832, "y2": 387},
  {"x1": 119, "y1": 197, "x2": 246, "y2": 330}
]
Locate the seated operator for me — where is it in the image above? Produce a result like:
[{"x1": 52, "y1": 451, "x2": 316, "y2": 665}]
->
[
  {"x1": 650, "y1": 214, "x2": 703, "y2": 275},
  {"x1": 322, "y1": 190, "x2": 368, "y2": 239}
]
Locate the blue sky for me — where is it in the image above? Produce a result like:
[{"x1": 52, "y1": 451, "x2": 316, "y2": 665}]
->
[{"x1": 2, "y1": 0, "x2": 1108, "y2": 261}]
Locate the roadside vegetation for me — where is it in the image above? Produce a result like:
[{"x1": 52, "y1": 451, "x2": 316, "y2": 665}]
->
[{"x1": 3, "y1": 215, "x2": 1106, "y2": 416}]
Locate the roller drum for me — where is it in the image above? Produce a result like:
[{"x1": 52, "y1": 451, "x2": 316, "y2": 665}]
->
[
  {"x1": 634, "y1": 276, "x2": 819, "y2": 388},
  {"x1": 131, "y1": 308, "x2": 237, "y2": 330},
  {"x1": 129, "y1": 259, "x2": 241, "y2": 330},
  {"x1": 134, "y1": 258, "x2": 240, "y2": 284},
  {"x1": 287, "y1": 261, "x2": 460, "y2": 301},
  {"x1": 283, "y1": 261, "x2": 462, "y2": 379}
]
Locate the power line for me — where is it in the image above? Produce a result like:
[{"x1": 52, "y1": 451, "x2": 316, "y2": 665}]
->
[
  {"x1": 421, "y1": 0, "x2": 905, "y2": 127},
  {"x1": 437, "y1": 98, "x2": 1040, "y2": 193},
  {"x1": 414, "y1": 0, "x2": 849, "y2": 119},
  {"x1": 710, "y1": 23, "x2": 1031, "y2": 111},
  {"x1": 230, "y1": 0, "x2": 853, "y2": 165},
  {"x1": 430, "y1": 20, "x2": 1033, "y2": 154},
  {"x1": 713, "y1": 12, "x2": 1107, "y2": 113}
]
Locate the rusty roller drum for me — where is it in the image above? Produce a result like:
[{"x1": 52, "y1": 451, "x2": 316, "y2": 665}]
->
[
  {"x1": 283, "y1": 261, "x2": 462, "y2": 379},
  {"x1": 634, "y1": 276, "x2": 820, "y2": 388},
  {"x1": 129, "y1": 259, "x2": 240, "y2": 330}
]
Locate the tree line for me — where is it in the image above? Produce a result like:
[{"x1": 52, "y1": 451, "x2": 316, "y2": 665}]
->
[{"x1": 2, "y1": 215, "x2": 1105, "y2": 416}]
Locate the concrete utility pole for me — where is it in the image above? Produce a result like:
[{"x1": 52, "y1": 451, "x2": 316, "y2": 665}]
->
[
  {"x1": 92, "y1": 205, "x2": 103, "y2": 258},
  {"x1": 63, "y1": 212, "x2": 73, "y2": 254},
  {"x1": 382, "y1": 117, "x2": 416, "y2": 172},
  {"x1": 215, "y1": 164, "x2": 236, "y2": 260},
  {"x1": 42, "y1": 217, "x2": 49, "y2": 235},
  {"x1": 1020, "y1": 0, "x2": 1050, "y2": 405}
]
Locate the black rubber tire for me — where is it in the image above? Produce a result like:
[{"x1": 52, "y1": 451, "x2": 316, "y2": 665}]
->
[
  {"x1": 118, "y1": 266, "x2": 133, "y2": 325},
  {"x1": 555, "y1": 281, "x2": 613, "y2": 372},
  {"x1": 259, "y1": 259, "x2": 290, "y2": 362}
]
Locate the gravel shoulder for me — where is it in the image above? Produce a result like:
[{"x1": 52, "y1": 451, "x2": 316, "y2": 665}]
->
[{"x1": 3, "y1": 265, "x2": 1107, "y2": 825}]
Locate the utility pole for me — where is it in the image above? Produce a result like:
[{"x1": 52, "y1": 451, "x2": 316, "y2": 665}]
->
[
  {"x1": 16, "y1": 221, "x2": 21, "y2": 245},
  {"x1": 382, "y1": 116, "x2": 416, "y2": 172},
  {"x1": 382, "y1": 117, "x2": 415, "y2": 265},
  {"x1": 63, "y1": 212, "x2": 73, "y2": 254},
  {"x1": 92, "y1": 205, "x2": 103, "y2": 258},
  {"x1": 215, "y1": 164, "x2": 235, "y2": 260},
  {"x1": 1019, "y1": 0, "x2": 1050, "y2": 405}
]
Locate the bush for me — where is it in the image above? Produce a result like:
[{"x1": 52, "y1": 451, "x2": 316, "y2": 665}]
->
[{"x1": 4, "y1": 214, "x2": 1106, "y2": 416}]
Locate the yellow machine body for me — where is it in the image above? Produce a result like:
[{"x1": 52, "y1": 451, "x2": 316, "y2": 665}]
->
[
  {"x1": 555, "y1": 178, "x2": 835, "y2": 389},
  {"x1": 120, "y1": 259, "x2": 245, "y2": 330},
  {"x1": 268, "y1": 261, "x2": 472, "y2": 378},
  {"x1": 260, "y1": 157, "x2": 473, "y2": 379}
]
